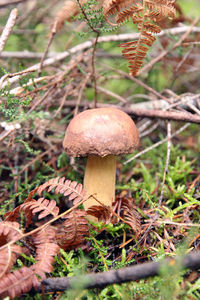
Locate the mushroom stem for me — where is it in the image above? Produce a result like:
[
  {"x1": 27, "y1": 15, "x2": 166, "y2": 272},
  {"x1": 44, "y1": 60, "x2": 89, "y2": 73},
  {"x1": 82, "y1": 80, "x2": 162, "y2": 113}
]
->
[{"x1": 83, "y1": 155, "x2": 116, "y2": 210}]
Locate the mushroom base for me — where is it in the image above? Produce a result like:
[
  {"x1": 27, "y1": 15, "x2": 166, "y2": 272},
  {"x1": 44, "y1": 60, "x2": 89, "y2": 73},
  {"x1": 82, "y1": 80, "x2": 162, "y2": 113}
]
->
[{"x1": 83, "y1": 155, "x2": 116, "y2": 212}]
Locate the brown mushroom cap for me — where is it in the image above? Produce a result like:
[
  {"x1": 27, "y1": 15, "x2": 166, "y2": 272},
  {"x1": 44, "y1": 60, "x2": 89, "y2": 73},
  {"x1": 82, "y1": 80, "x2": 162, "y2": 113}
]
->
[{"x1": 63, "y1": 107, "x2": 139, "y2": 157}]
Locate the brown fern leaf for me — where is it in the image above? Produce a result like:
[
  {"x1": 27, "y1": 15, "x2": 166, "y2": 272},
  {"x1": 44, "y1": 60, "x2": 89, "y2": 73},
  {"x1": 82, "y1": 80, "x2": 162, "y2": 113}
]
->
[
  {"x1": 120, "y1": 197, "x2": 141, "y2": 237},
  {"x1": 118, "y1": 3, "x2": 162, "y2": 76},
  {"x1": 103, "y1": 0, "x2": 133, "y2": 24},
  {"x1": 146, "y1": 0, "x2": 176, "y2": 21},
  {"x1": 0, "y1": 221, "x2": 23, "y2": 241},
  {"x1": 116, "y1": 2, "x2": 143, "y2": 24},
  {"x1": 0, "y1": 245, "x2": 22, "y2": 279},
  {"x1": 104, "y1": 0, "x2": 176, "y2": 76},
  {"x1": 0, "y1": 222, "x2": 24, "y2": 279},
  {"x1": 53, "y1": 0, "x2": 86, "y2": 32},
  {"x1": 0, "y1": 267, "x2": 39, "y2": 299},
  {"x1": 87, "y1": 205, "x2": 112, "y2": 223},
  {"x1": 32, "y1": 227, "x2": 59, "y2": 274},
  {"x1": 22, "y1": 198, "x2": 59, "y2": 223},
  {"x1": 55, "y1": 210, "x2": 89, "y2": 250},
  {"x1": 119, "y1": 29, "x2": 156, "y2": 76},
  {"x1": 24, "y1": 187, "x2": 39, "y2": 203},
  {"x1": 3, "y1": 205, "x2": 21, "y2": 222},
  {"x1": 4, "y1": 188, "x2": 38, "y2": 222},
  {"x1": 38, "y1": 177, "x2": 86, "y2": 205},
  {"x1": 113, "y1": 196, "x2": 141, "y2": 237}
]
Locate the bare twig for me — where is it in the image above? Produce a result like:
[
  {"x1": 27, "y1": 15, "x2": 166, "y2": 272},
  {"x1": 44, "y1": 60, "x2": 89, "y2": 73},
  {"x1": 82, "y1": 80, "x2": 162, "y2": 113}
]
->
[
  {"x1": 74, "y1": 73, "x2": 91, "y2": 116},
  {"x1": 157, "y1": 121, "x2": 171, "y2": 211},
  {"x1": 146, "y1": 220, "x2": 200, "y2": 228},
  {"x1": 2, "y1": 25, "x2": 199, "y2": 88},
  {"x1": 96, "y1": 86, "x2": 127, "y2": 103},
  {"x1": 0, "y1": 0, "x2": 27, "y2": 8},
  {"x1": 38, "y1": 22, "x2": 57, "y2": 76},
  {"x1": 106, "y1": 66, "x2": 172, "y2": 103},
  {"x1": 124, "y1": 107, "x2": 200, "y2": 124},
  {"x1": 124, "y1": 123, "x2": 190, "y2": 164},
  {"x1": 0, "y1": 8, "x2": 18, "y2": 53},
  {"x1": 0, "y1": 69, "x2": 35, "y2": 90},
  {"x1": 76, "y1": 0, "x2": 100, "y2": 107}
]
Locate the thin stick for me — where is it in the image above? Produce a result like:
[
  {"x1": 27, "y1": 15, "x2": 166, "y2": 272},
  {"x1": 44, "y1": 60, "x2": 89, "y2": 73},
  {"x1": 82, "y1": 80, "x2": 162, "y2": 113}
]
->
[
  {"x1": 146, "y1": 220, "x2": 200, "y2": 228},
  {"x1": 1, "y1": 25, "x2": 200, "y2": 89},
  {"x1": 76, "y1": 0, "x2": 100, "y2": 107},
  {"x1": 157, "y1": 121, "x2": 171, "y2": 211},
  {"x1": 74, "y1": 73, "x2": 91, "y2": 116},
  {"x1": 124, "y1": 123, "x2": 189, "y2": 164},
  {"x1": 0, "y1": 8, "x2": 18, "y2": 53}
]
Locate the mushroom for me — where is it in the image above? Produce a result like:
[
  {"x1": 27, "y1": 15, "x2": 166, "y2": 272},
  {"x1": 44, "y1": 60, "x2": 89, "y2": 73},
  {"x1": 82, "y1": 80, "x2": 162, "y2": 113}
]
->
[{"x1": 63, "y1": 107, "x2": 139, "y2": 211}]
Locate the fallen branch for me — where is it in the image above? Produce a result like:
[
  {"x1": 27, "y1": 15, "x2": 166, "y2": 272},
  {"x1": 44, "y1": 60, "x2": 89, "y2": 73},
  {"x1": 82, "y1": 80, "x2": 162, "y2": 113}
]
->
[
  {"x1": 39, "y1": 251, "x2": 200, "y2": 292},
  {"x1": 124, "y1": 107, "x2": 200, "y2": 124}
]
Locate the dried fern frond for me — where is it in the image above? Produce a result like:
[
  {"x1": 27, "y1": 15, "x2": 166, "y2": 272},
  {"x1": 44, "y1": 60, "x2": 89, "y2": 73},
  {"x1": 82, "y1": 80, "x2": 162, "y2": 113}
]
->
[
  {"x1": 120, "y1": 197, "x2": 141, "y2": 236},
  {"x1": 146, "y1": 0, "x2": 176, "y2": 21},
  {"x1": 4, "y1": 188, "x2": 38, "y2": 222},
  {"x1": 22, "y1": 198, "x2": 59, "y2": 227},
  {"x1": 56, "y1": 210, "x2": 89, "y2": 250},
  {"x1": 113, "y1": 196, "x2": 141, "y2": 236},
  {"x1": 103, "y1": 0, "x2": 132, "y2": 25},
  {"x1": 0, "y1": 267, "x2": 39, "y2": 299},
  {"x1": 0, "y1": 221, "x2": 23, "y2": 241},
  {"x1": 0, "y1": 245, "x2": 22, "y2": 280},
  {"x1": 103, "y1": 0, "x2": 176, "y2": 76},
  {"x1": 0, "y1": 222, "x2": 24, "y2": 279},
  {"x1": 32, "y1": 227, "x2": 59, "y2": 274},
  {"x1": 116, "y1": 3, "x2": 143, "y2": 24},
  {"x1": 38, "y1": 177, "x2": 86, "y2": 205},
  {"x1": 53, "y1": 0, "x2": 89, "y2": 32},
  {"x1": 87, "y1": 205, "x2": 112, "y2": 223}
]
